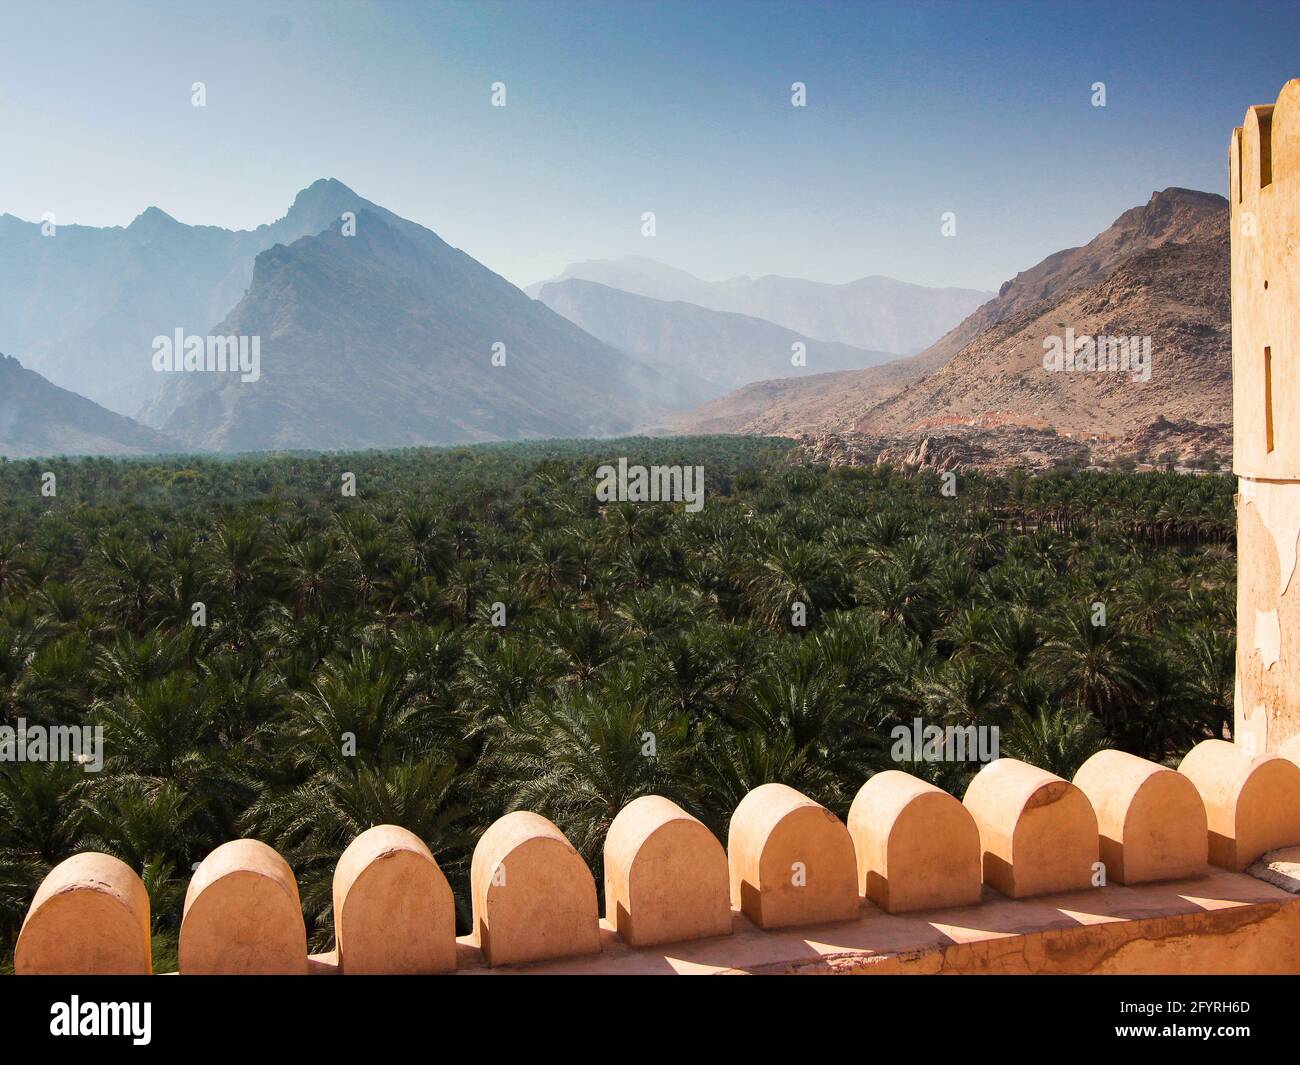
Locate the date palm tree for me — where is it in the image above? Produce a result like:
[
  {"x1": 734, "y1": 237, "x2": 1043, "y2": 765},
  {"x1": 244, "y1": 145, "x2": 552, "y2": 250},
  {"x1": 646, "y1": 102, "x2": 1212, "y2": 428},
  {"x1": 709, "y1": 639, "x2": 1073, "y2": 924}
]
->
[
  {"x1": 487, "y1": 675, "x2": 692, "y2": 862},
  {"x1": 544, "y1": 610, "x2": 625, "y2": 683},
  {"x1": 745, "y1": 539, "x2": 850, "y2": 632},
  {"x1": 0, "y1": 763, "x2": 89, "y2": 945},
  {"x1": 0, "y1": 442, "x2": 1241, "y2": 969},
  {"x1": 0, "y1": 538, "x2": 30, "y2": 602},
  {"x1": 1001, "y1": 703, "x2": 1110, "y2": 778},
  {"x1": 1045, "y1": 612, "x2": 1143, "y2": 734}
]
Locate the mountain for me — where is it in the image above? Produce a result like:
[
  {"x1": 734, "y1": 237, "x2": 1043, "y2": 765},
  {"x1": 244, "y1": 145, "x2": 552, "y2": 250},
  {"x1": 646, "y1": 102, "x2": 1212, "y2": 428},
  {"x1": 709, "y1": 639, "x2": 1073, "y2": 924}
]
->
[
  {"x1": 0, "y1": 354, "x2": 171, "y2": 458},
  {"x1": 0, "y1": 179, "x2": 389, "y2": 417},
  {"x1": 532, "y1": 278, "x2": 895, "y2": 401},
  {"x1": 144, "y1": 210, "x2": 684, "y2": 452},
  {"x1": 526, "y1": 257, "x2": 991, "y2": 354},
  {"x1": 888, "y1": 186, "x2": 1228, "y2": 390},
  {"x1": 677, "y1": 188, "x2": 1230, "y2": 456},
  {"x1": 855, "y1": 236, "x2": 1229, "y2": 443}
]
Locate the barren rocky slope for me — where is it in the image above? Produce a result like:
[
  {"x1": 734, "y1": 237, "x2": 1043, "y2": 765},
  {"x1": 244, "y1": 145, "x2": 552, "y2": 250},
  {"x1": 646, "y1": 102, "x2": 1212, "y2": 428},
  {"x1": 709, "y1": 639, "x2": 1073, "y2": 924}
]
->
[{"x1": 675, "y1": 188, "x2": 1230, "y2": 466}]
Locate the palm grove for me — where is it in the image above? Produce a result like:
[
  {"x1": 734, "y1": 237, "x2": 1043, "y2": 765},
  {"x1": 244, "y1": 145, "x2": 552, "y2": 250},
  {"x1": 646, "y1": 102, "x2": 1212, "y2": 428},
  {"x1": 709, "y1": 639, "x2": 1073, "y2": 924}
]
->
[{"x1": 0, "y1": 437, "x2": 1235, "y2": 969}]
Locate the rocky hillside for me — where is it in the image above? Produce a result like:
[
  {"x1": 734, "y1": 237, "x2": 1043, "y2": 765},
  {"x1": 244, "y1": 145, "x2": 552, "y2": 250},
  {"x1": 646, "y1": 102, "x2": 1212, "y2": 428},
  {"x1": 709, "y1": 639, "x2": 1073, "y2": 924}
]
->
[
  {"x1": 858, "y1": 237, "x2": 1230, "y2": 441},
  {"x1": 676, "y1": 188, "x2": 1230, "y2": 463},
  {"x1": 670, "y1": 355, "x2": 931, "y2": 436},
  {"x1": 792, "y1": 418, "x2": 1230, "y2": 476}
]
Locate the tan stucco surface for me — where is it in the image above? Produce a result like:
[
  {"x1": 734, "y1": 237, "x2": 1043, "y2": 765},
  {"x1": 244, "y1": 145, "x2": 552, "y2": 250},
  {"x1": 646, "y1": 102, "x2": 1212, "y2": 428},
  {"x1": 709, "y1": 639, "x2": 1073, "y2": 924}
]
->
[
  {"x1": 1235, "y1": 479, "x2": 1300, "y2": 753},
  {"x1": 1073, "y1": 750, "x2": 1208, "y2": 883},
  {"x1": 1232, "y1": 82, "x2": 1300, "y2": 479},
  {"x1": 727, "y1": 782, "x2": 859, "y2": 929},
  {"x1": 15, "y1": 852, "x2": 151, "y2": 976},
  {"x1": 180, "y1": 838, "x2": 308, "y2": 975},
  {"x1": 469, "y1": 810, "x2": 601, "y2": 966},
  {"x1": 1179, "y1": 739, "x2": 1300, "y2": 870},
  {"x1": 1232, "y1": 80, "x2": 1300, "y2": 755},
  {"x1": 301, "y1": 868, "x2": 1298, "y2": 975}
]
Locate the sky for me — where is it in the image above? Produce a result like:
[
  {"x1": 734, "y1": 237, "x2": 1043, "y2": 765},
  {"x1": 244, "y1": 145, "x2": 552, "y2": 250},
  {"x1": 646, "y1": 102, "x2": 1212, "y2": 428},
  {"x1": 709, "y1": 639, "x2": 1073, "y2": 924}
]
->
[{"x1": 1, "y1": 0, "x2": 1297, "y2": 292}]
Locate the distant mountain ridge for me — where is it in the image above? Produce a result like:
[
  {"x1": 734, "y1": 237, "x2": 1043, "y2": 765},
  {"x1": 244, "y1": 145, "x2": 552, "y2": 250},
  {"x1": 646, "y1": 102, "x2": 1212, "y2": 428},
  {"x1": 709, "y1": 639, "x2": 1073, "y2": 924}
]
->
[
  {"x1": 145, "y1": 209, "x2": 684, "y2": 451},
  {"x1": 533, "y1": 278, "x2": 895, "y2": 400},
  {"x1": 1, "y1": 178, "x2": 1228, "y2": 463},
  {"x1": 527, "y1": 256, "x2": 991, "y2": 354},
  {"x1": 0, "y1": 354, "x2": 171, "y2": 458}
]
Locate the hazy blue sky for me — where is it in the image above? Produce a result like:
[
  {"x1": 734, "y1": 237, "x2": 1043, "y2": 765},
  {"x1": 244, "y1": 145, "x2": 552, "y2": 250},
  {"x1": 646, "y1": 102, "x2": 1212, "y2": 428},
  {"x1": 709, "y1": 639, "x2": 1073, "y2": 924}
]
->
[{"x1": 1, "y1": 0, "x2": 1296, "y2": 291}]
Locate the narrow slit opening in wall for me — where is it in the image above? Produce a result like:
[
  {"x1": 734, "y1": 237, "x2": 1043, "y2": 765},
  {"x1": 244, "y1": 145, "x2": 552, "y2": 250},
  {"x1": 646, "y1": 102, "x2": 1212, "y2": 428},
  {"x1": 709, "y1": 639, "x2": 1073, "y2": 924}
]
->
[
  {"x1": 1265, "y1": 346, "x2": 1275, "y2": 453},
  {"x1": 1237, "y1": 132, "x2": 1244, "y2": 202},
  {"x1": 1261, "y1": 112, "x2": 1273, "y2": 187}
]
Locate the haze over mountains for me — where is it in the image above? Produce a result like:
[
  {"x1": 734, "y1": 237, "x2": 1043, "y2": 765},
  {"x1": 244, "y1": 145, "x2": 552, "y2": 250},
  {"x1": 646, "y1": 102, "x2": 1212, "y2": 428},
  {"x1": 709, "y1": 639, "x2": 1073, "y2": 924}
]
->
[
  {"x1": 0, "y1": 179, "x2": 385, "y2": 417},
  {"x1": 0, "y1": 354, "x2": 170, "y2": 459},
  {"x1": 0, "y1": 178, "x2": 993, "y2": 458},
  {"x1": 533, "y1": 278, "x2": 895, "y2": 399},
  {"x1": 527, "y1": 256, "x2": 991, "y2": 354},
  {"x1": 142, "y1": 210, "x2": 680, "y2": 451},
  {"x1": 0, "y1": 179, "x2": 1232, "y2": 466},
  {"x1": 677, "y1": 187, "x2": 1231, "y2": 466}
]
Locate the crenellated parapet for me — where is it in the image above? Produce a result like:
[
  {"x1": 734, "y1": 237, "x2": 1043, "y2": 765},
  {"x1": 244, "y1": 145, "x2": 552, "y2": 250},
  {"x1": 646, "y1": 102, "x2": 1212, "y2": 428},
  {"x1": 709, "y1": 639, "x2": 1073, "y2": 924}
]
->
[
  {"x1": 15, "y1": 748, "x2": 1300, "y2": 975},
  {"x1": 727, "y1": 782, "x2": 859, "y2": 928},
  {"x1": 1179, "y1": 739, "x2": 1300, "y2": 870},
  {"x1": 470, "y1": 810, "x2": 601, "y2": 966},
  {"x1": 604, "y1": 795, "x2": 732, "y2": 946},
  {"x1": 1074, "y1": 749, "x2": 1207, "y2": 882},
  {"x1": 963, "y1": 758, "x2": 1098, "y2": 898},
  {"x1": 847, "y1": 770, "x2": 981, "y2": 912}
]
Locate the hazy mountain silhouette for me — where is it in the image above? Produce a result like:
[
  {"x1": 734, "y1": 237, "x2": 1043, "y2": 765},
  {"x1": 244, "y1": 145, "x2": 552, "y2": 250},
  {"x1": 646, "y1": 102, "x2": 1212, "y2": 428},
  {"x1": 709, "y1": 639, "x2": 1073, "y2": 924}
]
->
[
  {"x1": 534, "y1": 278, "x2": 894, "y2": 400},
  {"x1": 527, "y1": 256, "x2": 991, "y2": 354}
]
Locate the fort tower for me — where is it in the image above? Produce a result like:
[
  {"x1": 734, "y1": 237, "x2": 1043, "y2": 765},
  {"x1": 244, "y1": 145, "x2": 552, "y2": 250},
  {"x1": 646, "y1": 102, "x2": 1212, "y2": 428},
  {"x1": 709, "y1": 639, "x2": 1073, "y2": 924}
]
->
[{"x1": 1231, "y1": 78, "x2": 1300, "y2": 759}]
